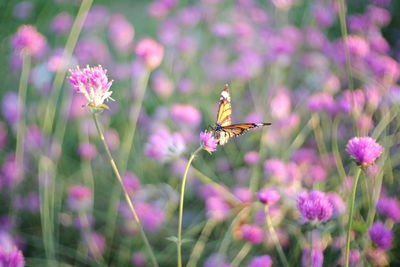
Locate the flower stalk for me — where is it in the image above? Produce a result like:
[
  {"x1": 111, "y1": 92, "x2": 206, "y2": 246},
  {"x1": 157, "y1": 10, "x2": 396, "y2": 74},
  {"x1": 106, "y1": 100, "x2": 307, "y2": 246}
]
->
[
  {"x1": 177, "y1": 146, "x2": 202, "y2": 267},
  {"x1": 344, "y1": 167, "x2": 362, "y2": 267},
  {"x1": 265, "y1": 206, "x2": 289, "y2": 267},
  {"x1": 92, "y1": 112, "x2": 158, "y2": 267},
  {"x1": 15, "y1": 52, "x2": 31, "y2": 180}
]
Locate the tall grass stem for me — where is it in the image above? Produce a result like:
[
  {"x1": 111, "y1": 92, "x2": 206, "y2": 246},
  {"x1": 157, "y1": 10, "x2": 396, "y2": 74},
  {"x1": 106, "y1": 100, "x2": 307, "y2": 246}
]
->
[
  {"x1": 344, "y1": 168, "x2": 362, "y2": 267},
  {"x1": 177, "y1": 146, "x2": 202, "y2": 267},
  {"x1": 92, "y1": 112, "x2": 159, "y2": 267}
]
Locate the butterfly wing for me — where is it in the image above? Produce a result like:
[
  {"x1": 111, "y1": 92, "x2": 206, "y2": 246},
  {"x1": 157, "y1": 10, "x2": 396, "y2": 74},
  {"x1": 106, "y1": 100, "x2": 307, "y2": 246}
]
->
[
  {"x1": 216, "y1": 84, "x2": 232, "y2": 127},
  {"x1": 217, "y1": 123, "x2": 271, "y2": 145}
]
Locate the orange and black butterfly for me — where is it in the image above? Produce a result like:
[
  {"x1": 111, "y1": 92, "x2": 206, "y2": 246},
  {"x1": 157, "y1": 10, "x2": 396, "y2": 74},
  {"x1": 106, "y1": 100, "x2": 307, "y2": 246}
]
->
[{"x1": 212, "y1": 84, "x2": 271, "y2": 145}]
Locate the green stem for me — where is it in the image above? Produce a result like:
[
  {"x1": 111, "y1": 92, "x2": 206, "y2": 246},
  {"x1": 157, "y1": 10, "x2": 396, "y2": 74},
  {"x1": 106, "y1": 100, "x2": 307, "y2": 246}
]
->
[
  {"x1": 187, "y1": 219, "x2": 218, "y2": 267},
  {"x1": 42, "y1": 0, "x2": 93, "y2": 134},
  {"x1": 344, "y1": 167, "x2": 362, "y2": 267},
  {"x1": 16, "y1": 53, "x2": 31, "y2": 178},
  {"x1": 92, "y1": 113, "x2": 158, "y2": 267},
  {"x1": 119, "y1": 69, "x2": 151, "y2": 171},
  {"x1": 230, "y1": 243, "x2": 251, "y2": 267},
  {"x1": 265, "y1": 206, "x2": 289, "y2": 267},
  {"x1": 177, "y1": 146, "x2": 202, "y2": 267},
  {"x1": 337, "y1": 0, "x2": 358, "y2": 136}
]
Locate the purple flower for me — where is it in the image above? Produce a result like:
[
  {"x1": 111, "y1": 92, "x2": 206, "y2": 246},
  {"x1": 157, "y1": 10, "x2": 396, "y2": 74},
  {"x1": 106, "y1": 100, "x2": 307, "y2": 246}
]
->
[
  {"x1": 171, "y1": 104, "x2": 201, "y2": 128},
  {"x1": 257, "y1": 189, "x2": 280, "y2": 205},
  {"x1": 307, "y1": 93, "x2": 336, "y2": 114},
  {"x1": 233, "y1": 187, "x2": 252, "y2": 204},
  {"x1": 200, "y1": 131, "x2": 218, "y2": 154},
  {"x1": 145, "y1": 128, "x2": 185, "y2": 162},
  {"x1": 75, "y1": 37, "x2": 110, "y2": 65},
  {"x1": 50, "y1": 12, "x2": 72, "y2": 34},
  {"x1": 151, "y1": 71, "x2": 174, "y2": 98},
  {"x1": 2, "y1": 92, "x2": 21, "y2": 125},
  {"x1": 108, "y1": 14, "x2": 135, "y2": 52},
  {"x1": 244, "y1": 151, "x2": 259, "y2": 165},
  {"x1": 11, "y1": 25, "x2": 47, "y2": 57},
  {"x1": 1, "y1": 153, "x2": 22, "y2": 188},
  {"x1": 132, "y1": 252, "x2": 146, "y2": 267},
  {"x1": 369, "y1": 222, "x2": 393, "y2": 250},
  {"x1": 346, "y1": 137, "x2": 384, "y2": 167},
  {"x1": 206, "y1": 197, "x2": 231, "y2": 221},
  {"x1": 78, "y1": 143, "x2": 97, "y2": 160},
  {"x1": 122, "y1": 172, "x2": 141, "y2": 196},
  {"x1": 13, "y1": 1, "x2": 32, "y2": 20},
  {"x1": 68, "y1": 65, "x2": 114, "y2": 109},
  {"x1": 135, "y1": 38, "x2": 164, "y2": 70},
  {"x1": 301, "y1": 248, "x2": 323, "y2": 267},
  {"x1": 377, "y1": 196, "x2": 400, "y2": 222},
  {"x1": 133, "y1": 202, "x2": 165, "y2": 232},
  {"x1": 240, "y1": 224, "x2": 264, "y2": 244},
  {"x1": 297, "y1": 190, "x2": 333, "y2": 223},
  {"x1": 0, "y1": 246, "x2": 24, "y2": 267},
  {"x1": 204, "y1": 253, "x2": 230, "y2": 267},
  {"x1": 248, "y1": 255, "x2": 273, "y2": 267},
  {"x1": 344, "y1": 35, "x2": 370, "y2": 58},
  {"x1": 87, "y1": 232, "x2": 106, "y2": 259},
  {"x1": 67, "y1": 185, "x2": 92, "y2": 212}
]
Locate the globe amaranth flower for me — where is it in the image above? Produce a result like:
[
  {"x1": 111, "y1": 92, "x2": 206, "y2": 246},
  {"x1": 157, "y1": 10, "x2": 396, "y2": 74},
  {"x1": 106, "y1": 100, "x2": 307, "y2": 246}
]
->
[
  {"x1": 377, "y1": 196, "x2": 400, "y2": 222},
  {"x1": 200, "y1": 131, "x2": 218, "y2": 154},
  {"x1": 0, "y1": 246, "x2": 24, "y2": 267},
  {"x1": 346, "y1": 136, "x2": 383, "y2": 167},
  {"x1": 135, "y1": 38, "x2": 164, "y2": 70},
  {"x1": 256, "y1": 189, "x2": 280, "y2": 205},
  {"x1": 301, "y1": 248, "x2": 323, "y2": 267},
  {"x1": 67, "y1": 185, "x2": 93, "y2": 212},
  {"x1": 145, "y1": 128, "x2": 185, "y2": 162},
  {"x1": 11, "y1": 25, "x2": 47, "y2": 57},
  {"x1": 369, "y1": 222, "x2": 393, "y2": 250},
  {"x1": 240, "y1": 224, "x2": 264, "y2": 244},
  {"x1": 297, "y1": 190, "x2": 333, "y2": 223},
  {"x1": 68, "y1": 65, "x2": 114, "y2": 110},
  {"x1": 248, "y1": 255, "x2": 273, "y2": 267}
]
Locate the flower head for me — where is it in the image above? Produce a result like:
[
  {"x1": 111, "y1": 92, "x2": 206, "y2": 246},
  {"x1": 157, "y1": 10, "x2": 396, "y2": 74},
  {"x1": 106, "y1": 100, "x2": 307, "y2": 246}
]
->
[
  {"x1": 67, "y1": 185, "x2": 93, "y2": 212},
  {"x1": 145, "y1": 128, "x2": 185, "y2": 162},
  {"x1": 68, "y1": 65, "x2": 114, "y2": 110},
  {"x1": 369, "y1": 222, "x2": 393, "y2": 250},
  {"x1": 135, "y1": 38, "x2": 164, "y2": 70},
  {"x1": 377, "y1": 196, "x2": 400, "y2": 222},
  {"x1": 248, "y1": 255, "x2": 273, "y2": 267},
  {"x1": 11, "y1": 25, "x2": 47, "y2": 57},
  {"x1": 297, "y1": 190, "x2": 333, "y2": 223},
  {"x1": 346, "y1": 137, "x2": 384, "y2": 167},
  {"x1": 200, "y1": 131, "x2": 218, "y2": 154},
  {"x1": 257, "y1": 189, "x2": 280, "y2": 205},
  {"x1": 0, "y1": 246, "x2": 24, "y2": 267},
  {"x1": 240, "y1": 224, "x2": 264, "y2": 244}
]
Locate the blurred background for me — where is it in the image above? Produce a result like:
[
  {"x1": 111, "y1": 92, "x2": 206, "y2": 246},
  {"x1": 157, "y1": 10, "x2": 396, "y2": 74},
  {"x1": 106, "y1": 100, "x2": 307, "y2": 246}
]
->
[{"x1": 1, "y1": 0, "x2": 400, "y2": 266}]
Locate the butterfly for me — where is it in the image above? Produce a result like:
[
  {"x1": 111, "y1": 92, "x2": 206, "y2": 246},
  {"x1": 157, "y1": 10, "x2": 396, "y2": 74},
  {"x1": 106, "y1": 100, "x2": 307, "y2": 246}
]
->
[{"x1": 212, "y1": 84, "x2": 271, "y2": 145}]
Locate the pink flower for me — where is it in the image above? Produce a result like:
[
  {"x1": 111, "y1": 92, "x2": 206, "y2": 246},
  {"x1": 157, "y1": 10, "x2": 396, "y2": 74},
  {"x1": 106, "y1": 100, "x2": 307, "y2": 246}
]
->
[
  {"x1": 78, "y1": 143, "x2": 97, "y2": 160},
  {"x1": 50, "y1": 12, "x2": 72, "y2": 34},
  {"x1": 68, "y1": 65, "x2": 114, "y2": 109},
  {"x1": 346, "y1": 137, "x2": 383, "y2": 167},
  {"x1": 68, "y1": 185, "x2": 92, "y2": 212},
  {"x1": 11, "y1": 25, "x2": 47, "y2": 57},
  {"x1": 135, "y1": 38, "x2": 164, "y2": 70},
  {"x1": 0, "y1": 247, "x2": 24, "y2": 267},
  {"x1": 200, "y1": 131, "x2": 218, "y2": 154},
  {"x1": 108, "y1": 14, "x2": 135, "y2": 52},
  {"x1": 297, "y1": 190, "x2": 333, "y2": 223},
  {"x1": 257, "y1": 189, "x2": 280, "y2": 205},
  {"x1": 171, "y1": 104, "x2": 201, "y2": 128},
  {"x1": 241, "y1": 224, "x2": 264, "y2": 244},
  {"x1": 244, "y1": 151, "x2": 260, "y2": 165}
]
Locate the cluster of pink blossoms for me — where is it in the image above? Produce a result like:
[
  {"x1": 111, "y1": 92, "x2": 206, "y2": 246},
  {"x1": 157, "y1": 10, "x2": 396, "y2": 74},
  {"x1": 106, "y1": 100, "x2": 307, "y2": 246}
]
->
[{"x1": 68, "y1": 65, "x2": 114, "y2": 109}]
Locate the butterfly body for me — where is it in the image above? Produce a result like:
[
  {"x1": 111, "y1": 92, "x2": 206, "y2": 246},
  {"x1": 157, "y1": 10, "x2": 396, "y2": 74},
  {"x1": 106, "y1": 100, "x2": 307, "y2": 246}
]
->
[{"x1": 212, "y1": 85, "x2": 271, "y2": 145}]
